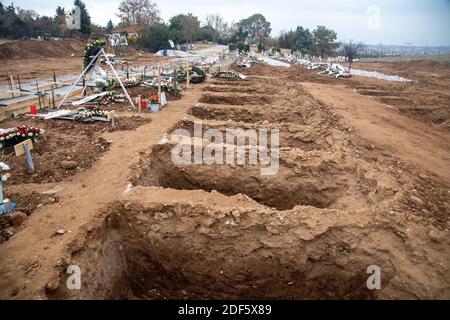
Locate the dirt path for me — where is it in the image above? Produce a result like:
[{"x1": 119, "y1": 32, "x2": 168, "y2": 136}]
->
[
  {"x1": 0, "y1": 85, "x2": 204, "y2": 299},
  {"x1": 301, "y1": 82, "x2": 450, "y2": 181}
]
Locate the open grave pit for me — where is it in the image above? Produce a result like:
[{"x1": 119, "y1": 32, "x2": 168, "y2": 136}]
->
[{"x1": 132, "y1": 143, "x2": 399, "y2": 211}]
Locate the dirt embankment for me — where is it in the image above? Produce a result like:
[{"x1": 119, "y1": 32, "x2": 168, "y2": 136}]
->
[
  {"x1": 0, "y1": 39, "x2": 86, "y2": 60},
  {"x1": 291, "y1": 59, "x2": 450, "y2": 129}
]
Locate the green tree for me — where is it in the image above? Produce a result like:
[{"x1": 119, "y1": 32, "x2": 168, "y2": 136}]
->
[
  {"x1": 236, "y1": 13, "x2": 271, "y2": 44},
  {"x1": 294, "y1": 26, "x2": 313, "y2": 54},
  {"x1": 169, "y1": 13, "x2": 200, "y2": 44},
  {"x1": 74, "y1": 0, "x2": 91, "y2": 35},
  {"x1": 54, "y1": 6, "x2": 66, "y2": 34},
  {"x1": 197, "y1": 25, "x2": 218, "y2": 42},
  {"x1": 5, "y1": 2, "x2": 15, "y2": 14},
  {"x1": 55, "y1": 6, "x2": 65, "y2": 17},
  {"x1": 278, "y1": 30, "x2": 296, "y2": 49},
  {"x1": 106, "y1": 19, "x2": 114, "y2": 33},
  {"x1": 312, "y1": 25, "x2": 339, "y2": 58},
  {"x1": 138, "y1": 23, "x2": 175, "y2": 52}
]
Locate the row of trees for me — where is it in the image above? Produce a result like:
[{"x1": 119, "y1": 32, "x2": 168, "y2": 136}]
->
[
  {"x1": 277, "y1": 26, "x2": 340, "y2": 58},
  {"x1": 1, "y1": 0, "x2": 355, "y2": 59},
  {"x1": 0, "y1": 0, "x2": 95, "y2": 38}
]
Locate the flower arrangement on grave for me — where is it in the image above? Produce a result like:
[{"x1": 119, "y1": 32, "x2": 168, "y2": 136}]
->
[
  {"x1": 149, "y1": 95, "x2": 159, "y2": 104},
  {"x1": 0, "y1": 126, "x2": 45, "y2": 149},
  {"x1": 108, "y1": 77, "x2": 140, "y2": 89},
  {"x1": 96, "y1": 91, "x2": 126, "y2": 105},
  {"x1": 161, "y1": 81, "x2": 182, "y2": 95},
  {"x1": 75, "y1": 108, "x2": 108, "y2": 122},
  {"x1": 82, "y1": 39, "x2": 107, "y2": 71},
  {"x1": 143, "y1": 78, "x2": 182, "y2": 95}
]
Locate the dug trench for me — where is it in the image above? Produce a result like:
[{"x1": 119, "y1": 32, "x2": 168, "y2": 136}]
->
[
  {"x1": 193, "y1": 82, "x2": 335, "y2": 126},
  {"x1": 50, "y1": 189, "x2": 449, "y2": 300},
  {"x1": 199, "y1": 93, "x2": 274, "y2": 106},
  {"x1": 28, "y1": 63, "x2": 450, "y2": 300}
]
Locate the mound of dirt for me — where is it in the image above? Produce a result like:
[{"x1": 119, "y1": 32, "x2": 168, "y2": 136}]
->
[
  {"x1": 0, "y1": 39, "x2": 86, "y2": 60},
  {"x1": 394, "y1": 59, "x2": 450, "y2": 73}
]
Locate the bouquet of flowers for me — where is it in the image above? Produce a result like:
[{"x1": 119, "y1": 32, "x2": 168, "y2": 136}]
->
[
  {"x1": 143, "y1": 78, "x2": 182, "y2": 95},
  {"x1": 161, "y1": 82, "x2": 182, "y2": 95},
  {"x1": 149, "y1": 95, "x2": 159, "y2": 104},
  {"x1": 75, "y1": 108, "x2": 108, "y2": 122},
  {"x1": 0, "y1": 125, "x2": 45, "y2": 149},
  {"x1": 96, "y1": 91, "x2": 126, "y2": 105},
  {"x1": 108, "y1": 77, "x2": 140, "y2": 89}
]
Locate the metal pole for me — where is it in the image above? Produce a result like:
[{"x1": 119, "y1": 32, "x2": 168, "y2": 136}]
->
[
  {"x1": 158, "y1": 64, "x2": 162, "y2": 102},
  {"x1": 17, "y1": 74, "x2": 22, "y2": 91},
  {"x1": 51, "y1": 88, "x2": 56, "y2": 108},
  {"x1": 36, "y1": 82, "x2": 41, "y2": 109},
  {"x1": 8, "y1": 74, "x2": 14, "y2": 98},
  {"x1": 103, "y1": 49, "x2": 136, "y2": 110},
  {"x1": 57, "y1": 49, "x2": 103, "y2": 109}
]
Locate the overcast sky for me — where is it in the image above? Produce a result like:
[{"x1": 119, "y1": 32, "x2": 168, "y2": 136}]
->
[{"x1": 7, "y1": 0, "x2": 450, "y2": 46}]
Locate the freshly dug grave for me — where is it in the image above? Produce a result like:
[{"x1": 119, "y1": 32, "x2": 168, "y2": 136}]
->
[
  {"x1": 51, "y1": 195, "x2": 450, "y2": 299},
  {"x1": 199, "y1": 93, "x2": 274, "y2": 106},
  {"x1": 172, "y1": 119, "x2": 333, "y2": 152},
  {"x1": 209, "y1": 79, "x2": 255, "y2": 86},
  {"x1": 132, "y1": 143, "x2": 399, "y2": 211},
  {"x1": 191, "y1": 102, "x2": 326, "y2": 126},
  {"x1": 1, "y1": 116, "x2": 150, "y2": 185},
  {"x1": 203, "y1": 84, "x2": 269, "y2": 94}
]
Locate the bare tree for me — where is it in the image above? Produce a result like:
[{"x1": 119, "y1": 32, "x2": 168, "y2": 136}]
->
[
  {"x1": 117, "y1": 0, "x2": 160, "y2": 26},
  {"x1": 342, "y1": 41, "x2": 364, "y2": 71},
  {"x1": 205, "y1": 14, "x2": 228, "y2": 37},
  {"x1": 16, "y1": 8, "x2": 39, "y2": 21}
]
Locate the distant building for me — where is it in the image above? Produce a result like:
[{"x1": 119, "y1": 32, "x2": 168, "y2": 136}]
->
[{"x1": 66, "y1": 6, "x2": 81, "y2": 30}]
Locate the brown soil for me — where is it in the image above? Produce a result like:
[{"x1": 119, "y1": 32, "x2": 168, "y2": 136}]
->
[
  {"x1": 0, "y1": 39, "x2": 169, "y2": 85},
  {"x1": 118, "y1": 86, "x2": 181, "y2": 101},
  {"x1": 0, "y1": 61, "x2": 449, "y2": 300},
  {"x1": 293, "y1": 59, "x2": 450, "y2": 129},
  {"x1": 0, "y1": 39, "x2": 86, "y2": 60},
  {"x1": 1, "y1": 115, "x2": 150, "y2": 185}
]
